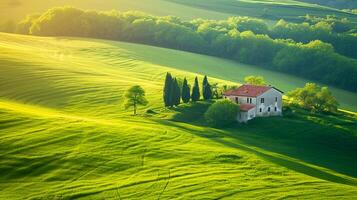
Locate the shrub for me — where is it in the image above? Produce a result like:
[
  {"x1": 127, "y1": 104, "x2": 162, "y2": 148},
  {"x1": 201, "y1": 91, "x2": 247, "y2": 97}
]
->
[{"x1": 204, "y1": 100, "x2": 238, "y2": 127}]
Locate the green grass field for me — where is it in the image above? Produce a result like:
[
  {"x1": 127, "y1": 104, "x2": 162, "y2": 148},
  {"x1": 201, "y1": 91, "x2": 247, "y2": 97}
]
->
[
  {"x1": 1, "y1": 32, "x2": 357, "y2": 199},
  {"x1": 0, "y1": 0, "x2": 230, "y2": 24},
  {"x1": 1, "y1": 0, "x2": 356, "y2": 24},
  {"x1": 169, "y1": 0, "x2": 357, "y2": 22}
]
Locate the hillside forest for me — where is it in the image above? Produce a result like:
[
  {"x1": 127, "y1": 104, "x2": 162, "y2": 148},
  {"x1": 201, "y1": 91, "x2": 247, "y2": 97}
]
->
[{"x1": 1, "y1": 7, "x2": 357, "y2": 92}]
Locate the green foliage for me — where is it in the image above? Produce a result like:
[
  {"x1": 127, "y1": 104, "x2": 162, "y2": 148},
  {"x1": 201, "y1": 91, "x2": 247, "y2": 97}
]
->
[
  {"x1": 125, "y1": 85, "x2": 148, "y2": 115},
  {"x1": 191, "y1": 77, "x2": 200, "y2": 102},
  {"x1": 202, "y1": 75, "x2": 212, "y2": 100},
  {"x1": 204, "y1": 100, "x2": 239, "y2": 127},
  {"x1": 15, "y1": 14, "x2": 41, "y2": 34},
  {"x1": 171, "y1": 78, "x2": 181, "y2": 106},
  {"x1": 211, "y1": 83, "x2": 222, "y2": 99},
  {"x1": 164, "y1": 73, "x2": 181, "y2": 107},
  {"x1": 244, "y1": 76, "x2": 267, "y2": 86},
  {"x1": 15, "y1": 6, "x2": 357, "y2": 92},
  {"x1": 163, "y1": 72, "x2": 173, "y2": 107},
  {"x1": 288, "y1": 83, "x2": 339, "y2": 113},
  {"x1": 270, "y1": 18, "x2": 357, "y2": 58},
  {"x1": 181, "y1": 78, "x2": 191, "y2": 103},
  {"x1": 228, "y1": 16, "x2": 268, "y2": 34}
]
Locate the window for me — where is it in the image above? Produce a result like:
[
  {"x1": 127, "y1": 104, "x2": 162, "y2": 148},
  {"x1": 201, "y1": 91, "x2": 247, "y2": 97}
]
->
[
  {"x1": 261, "y1": 98, "x2": 264, "y2": 103},
  {"x1": 246, "y1": 98, "x2": 249, "y2": 103},
  {"x1": 250, "y1": 98, "x2": 252, "y2": 104},
  {"x1": 268, "y1": 107, "x2": 271, "y2": 112},
  {"x1": 235, "y1": 97, "x2": 238, "y2": 103},
  {"x1": 274, "y1": 107, "x2": 277, "y2": 112},
  {"x1": 259, "y1": 108, "x2": 262, "y2": 112},
  {"x1": 275, "y1": 97, "x2": 278, "y2": 102}
]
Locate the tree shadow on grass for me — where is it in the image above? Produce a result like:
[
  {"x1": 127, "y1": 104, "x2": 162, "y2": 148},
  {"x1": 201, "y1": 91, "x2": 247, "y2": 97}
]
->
[
  {"x1": 169, "y1": 101, "x2": 212, "y2": 125},
  {"x1": 151, "y1": 106, "x2": 357, "y2": 186}
]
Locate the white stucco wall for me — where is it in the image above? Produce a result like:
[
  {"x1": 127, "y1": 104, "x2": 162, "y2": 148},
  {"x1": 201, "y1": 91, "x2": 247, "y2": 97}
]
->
[
  {"x1": 225, "y1": 96, "x2": 256, "y2": 105},
  {"x1": 238, "y1": 108, "x2": 256, "y2": 122},
  {"x1": 256, "y1": 88, "x2": 283, "y2": 117}
]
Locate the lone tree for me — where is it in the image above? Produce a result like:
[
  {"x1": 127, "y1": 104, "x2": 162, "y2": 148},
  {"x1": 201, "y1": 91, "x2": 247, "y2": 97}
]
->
[
  {"x1": 288, "y1": 83, "x2": 338, "y2": 113},
  {"x1": 125, "y1": 85, "x2": 148, "y2": 115},
  {"x1": 163, "y1": 72, "x2": 173, "y2": 107},
  {"x1": 181, "y1": 78, "x2": 191, "y2": 103},
  {"x1": 202, "y1": 75, "x2": 212, "y2": 100},
  {"x1": 244, "y1": 76, "x2": 266, "y2": 86},
  {"x1": 171, "y1": 78, "x2": 181, "y2": 106},
  {"x1": 191, "y1": 76, "x2": 200, "y2": 102}
]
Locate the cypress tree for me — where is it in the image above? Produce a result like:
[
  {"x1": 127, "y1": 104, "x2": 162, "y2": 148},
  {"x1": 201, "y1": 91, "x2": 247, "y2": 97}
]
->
[
  {"x1": 163, "y1": 72, "x2": 173, "y2": 107},
  {"x1": 203, "y1": 83, "x2": 212, "y2": 100},
  {"x1": 171, "y1": 78, "x2": 181, "y2": 106},
  {"x1": 203, "y1": 75, "x2": 212, "y2": 100},
  {"x1": 191, "y1": 77, "x2": 200, "y2": 102},
  {"x1": 181, "y1": 78, "x2": 190, "y2": 103},
  {"x1": 202, "y1": 75, "x2": 208, "y2": 89},
  {"x1": 175, "y1": 78, "x2": 181, "y2": 106}
]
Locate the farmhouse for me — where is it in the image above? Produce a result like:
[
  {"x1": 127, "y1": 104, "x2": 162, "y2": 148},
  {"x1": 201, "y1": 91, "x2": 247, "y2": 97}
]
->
[{"x1": 224, "y1": 84, "x2": 283, "y2": 122}]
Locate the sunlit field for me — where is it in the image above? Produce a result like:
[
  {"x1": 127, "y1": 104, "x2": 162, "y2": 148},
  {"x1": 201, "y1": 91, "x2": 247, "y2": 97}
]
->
[
  {"x1": 169, "y1": 0, "x2": 357, "y2": 22},
  {"x1": 0, "y1": 0, "x2": 230, "y2": 24},
  {"x1": 1, "y1": 0, "x2": 356, "y2": 24},
  {"x1": 0, "y1": 33, "x2": 357, "y2": 199}
]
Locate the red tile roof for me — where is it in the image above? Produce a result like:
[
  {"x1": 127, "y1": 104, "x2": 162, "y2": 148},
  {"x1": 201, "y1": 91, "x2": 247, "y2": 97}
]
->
[
  {"x1": 240, "y1": 104, "x2": 256, "y2": 112},
  {"x1": 224, "y1": 84, "x2": 271, "y2": 97}
]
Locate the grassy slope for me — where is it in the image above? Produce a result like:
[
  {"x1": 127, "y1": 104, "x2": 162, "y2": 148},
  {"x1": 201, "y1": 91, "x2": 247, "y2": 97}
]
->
[
  {"x1": 1, "y1": 0, "x2": 356, "y2": 24},
  {"x1": 0, "y1": 0, "x2": 230, "y2": 23},
  {"x1": 0, "y1": 33, "x2": 357, "y2": 199},
  {"x1": 296, "y1": 0, "x2": 357, "y2": 9},
  {"x1": 169, "y1": 0, "x2": 357, "y2": 22}
]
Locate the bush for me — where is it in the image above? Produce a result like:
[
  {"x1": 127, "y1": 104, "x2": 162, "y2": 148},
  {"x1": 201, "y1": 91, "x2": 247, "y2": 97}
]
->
[{"x1": 204, "y1": 100, "x2": 238, "y2": 127}]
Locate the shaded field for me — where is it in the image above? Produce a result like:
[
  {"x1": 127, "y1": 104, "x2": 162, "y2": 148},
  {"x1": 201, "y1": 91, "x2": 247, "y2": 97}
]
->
[{"x1": 0, "y1": 33, "x2": 357, "y2": 199}]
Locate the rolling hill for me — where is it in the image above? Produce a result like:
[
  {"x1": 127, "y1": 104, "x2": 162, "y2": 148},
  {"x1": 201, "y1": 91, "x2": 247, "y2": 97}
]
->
[
  {"x1": 297, "y1": 0, "x2": 357, "y2": 9},
  {"x1": 1, "y1": 0, "x2": 356, "y2": 24},
  {"x1": 0, "y1": 33, "x2": 357, "y2": 199},
  {"x1": 168, "y1": 0, "x2": 357, "y2": 22}
]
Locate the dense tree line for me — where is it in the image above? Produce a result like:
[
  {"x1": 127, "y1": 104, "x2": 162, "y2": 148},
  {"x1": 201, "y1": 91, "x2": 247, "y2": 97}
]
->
[
  {"x1": 163, "y1": 73, "x2": 212, "y2": 107},
  {"x1": 11, "y1": 7, "x2": 357, "y2": 92},
  {"x1": 269, "y1": 18, "x2": 357, "y2": 58}
]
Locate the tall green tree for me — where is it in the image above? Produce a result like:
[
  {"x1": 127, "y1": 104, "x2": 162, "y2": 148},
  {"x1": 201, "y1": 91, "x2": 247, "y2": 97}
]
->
[
  {"x1": 163, "y1": 72, "x2": 173, "y2": 107},
  {"x1": 125, "y1": 85, "x2": 148, "y2": 115},
  {"x1": 171, "y1": 78, "x2": 181, "y2": 106},
  {"x1": 191, "y1": 77, "x2": 200, "y2": 102},
  {"x1": 288, "y1": 83, "x2": 338, "y2": 113},
  {"x1": 181, "y1": 78, "x2": 191, "y2": 103},
  {"x1": 202, "y1": 75, "x2": 208, "y2": 89},
  {"x1": 202, "y1": 75, "x2": 212, "y2": 100}
]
